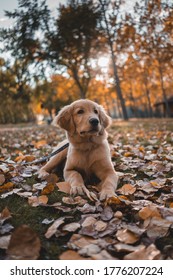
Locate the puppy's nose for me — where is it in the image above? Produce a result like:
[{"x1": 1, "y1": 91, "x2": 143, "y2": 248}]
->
[{"x1": 89, "y1": 118, "x2": 99, "y2": 126}]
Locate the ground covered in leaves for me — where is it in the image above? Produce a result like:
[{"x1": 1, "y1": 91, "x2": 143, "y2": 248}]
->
[{"x1": 0, "y1": 119, "x2": 173, "y2": 260}]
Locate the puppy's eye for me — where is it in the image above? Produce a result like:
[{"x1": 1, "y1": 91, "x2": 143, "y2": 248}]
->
[
  {"x1": 94, "y1": 109, "x2": 98, "y2": 114},
  {"x1": 77, "y1": 109, "x2": 84, "y2": 114}
]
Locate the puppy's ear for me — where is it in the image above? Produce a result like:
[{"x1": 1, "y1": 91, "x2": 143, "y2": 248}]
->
[
  {"x1": 99, "y1": 105, "x2": 112, "y2": 128},
  {"x1": 52, "y1": 105, "x2": 75, "y2": 133}
]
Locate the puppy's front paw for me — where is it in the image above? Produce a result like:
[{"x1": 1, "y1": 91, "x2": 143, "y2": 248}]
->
[
  {"x1": 70, "y1": 185, "x2": 97, "y2": 201},
  {"x1": 99, "y1": 188, "x2": 116, "y2": 201},
  {"x1": 38, "y1": 169, "x2": 49, "y2": 179}
]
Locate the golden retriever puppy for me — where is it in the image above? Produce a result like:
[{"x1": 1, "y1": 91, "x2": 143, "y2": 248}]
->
[{"x1": 39, "y1": 99, "x2": 118, "y2": 200}]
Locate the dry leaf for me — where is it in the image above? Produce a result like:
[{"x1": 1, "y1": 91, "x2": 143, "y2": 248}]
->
[
  {"x1": 46, "y1": 174, "x2": 59, "y2": 184},
  {"x1": 124, "y1": 244, "x2": 161, "y2": 260},
  {"x1": 146, "y1": 217, "x2": 172, "y2": 239},
  {"x1": 139, "y1": 206, "x2": 161, "y2": 220},
  {"x1": 59, "y1": 250, "x2": 90, "y2": 260},
  {"x1": 95, "y1": 220, "x2": 107, "y2": 232},
  {"x1": 63, "y1": 196, "x2": 87, "y2": 206},
  {"x1": 79, "y1": 244, "x2": 101, "y2": 256},
  {"x1": 0, "y1": 174, "x2": 5, "y2": 185},
  {"x1": 41, "y1": 183, "x2": 54, "y2": 195},
  {"x1": 0, "y1": 235, "x2": 11, "y2": 249},
  {"x1": 63, "y1": 222, "x2": 81, "y2": 232},
  {"x1": 114, "y1": 243, "x2": 145, "y2": 253},
  {"x1": 45, "y1": 217, "x2": 65, "y2": 239},
  {"x1": 28, "y1": 195, "x2": 48, "y2": 207},
  {"x1": 116, "y1": 229, "x2": 139, "y2": 244},
  {"x1": 0, "y1": 182, "x2": 14, "y2": 193},
  {"x1": 82, "y1": 217, "x2": 97, "y2": 227},
  {"x1": 118, "y1": 184, "x2": 136, "y2": 195},
  {"x1": 57, "y1": 182, "x2": 71, "y2": 194},
  {"x1": 7, "y1": 225, "x2": 41, "y2": 260},
  {"x1": 0, "y1": 207, "x2": 11, "y2": 224}
]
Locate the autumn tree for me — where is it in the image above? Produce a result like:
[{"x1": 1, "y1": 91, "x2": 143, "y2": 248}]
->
[
  {"x1": 134, "y1": 0, "x2": 173, "y2": 117},
  {"x1": 98, "y1": 0, "x2": 129, "y2": 120},
  {"x1": 47, "y1": 0, "x2": 102, "y2": 99}
]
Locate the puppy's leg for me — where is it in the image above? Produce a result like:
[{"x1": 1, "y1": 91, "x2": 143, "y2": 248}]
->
[
  {"x1": 95, "y1": 167, "x2": 118, "y2": 200},
  {"x1": 38, "y1": 147, "x2": 67, "y2": 178},
  {"x1": 64, "y1": 170, "x2": 95, "y2": 200}
]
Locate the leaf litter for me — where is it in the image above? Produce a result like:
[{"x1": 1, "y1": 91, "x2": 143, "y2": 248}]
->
[{"x1": 0, "y1": 120, "x2": 173, "y2": 259}]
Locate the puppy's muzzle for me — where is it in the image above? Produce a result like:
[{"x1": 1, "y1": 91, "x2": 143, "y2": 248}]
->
[{"x1": 89, "y1": 118, "x2": 99, "y2": 127}]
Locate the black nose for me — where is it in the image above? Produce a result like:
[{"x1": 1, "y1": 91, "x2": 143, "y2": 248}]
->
[{"x1": 89, "y1": 118, "x2": 99, "y2": 126}]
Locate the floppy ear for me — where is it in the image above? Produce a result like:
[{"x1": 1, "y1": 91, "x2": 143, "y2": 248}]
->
[
  {"x1": 52, "y1": 104, "x2": 75, "y2": 133},
  {"x1": 99, "y1": 105, "x2": 112, "y2": 128}
]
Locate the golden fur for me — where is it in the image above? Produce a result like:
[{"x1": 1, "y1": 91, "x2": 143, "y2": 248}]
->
[{"x1": 39, "y1": 99, "x2": 118, "y2": 200}]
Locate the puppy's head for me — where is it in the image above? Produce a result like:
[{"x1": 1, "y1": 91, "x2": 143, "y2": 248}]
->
[{"x1": 53, "y1": 99, "x2": 111, "y2": 137}]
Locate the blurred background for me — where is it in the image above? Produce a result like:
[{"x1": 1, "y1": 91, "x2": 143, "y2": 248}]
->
[{"x1": 0, "y1": 0, "x2": 172, "y2": 124}]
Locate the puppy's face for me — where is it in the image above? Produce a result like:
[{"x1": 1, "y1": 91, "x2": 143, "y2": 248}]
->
[{"x1": 53, "y1": 99, "x2": 111, "y2": 137}]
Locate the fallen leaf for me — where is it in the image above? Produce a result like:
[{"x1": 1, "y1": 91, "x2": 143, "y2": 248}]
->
[
  {"x1": 0, "y1": 207, "x2": 11, "y2": 224},
  {"x1": 139, "y1": 206, "x2": 161, "y2": 220},
  {"x1": 45, "y1": 217, "x2": 65, "y2": 239},
  {"x1": 118, "y1": 184, "x2": 136, "y2": 195},
  {"x1": 57, "y1": 182, "x2": 71, "y2": 194},
  {"x1": 0, "y1": 182, "x2": 14, "y2": 193},
  {"x1": 28, "y1": 195, "x2": 48, "y2": 207},
  {"x1": 79, "y1": 244, "x2": 101, "y2": 257},
  {"x1": 146, "y1": 217, "x2": 172, "y2": 239},
  {"x1": 95, "y1": 220, "x2": 107, "y2": 232},
  {"x1": 41, "y1": 183, "x2": 54, "y2": 195},
  {"x1": 62, "y1": 222, "x2": 81, "y2": 232},
  {"x1": 116, "y1": 229, "x2": 139, "y2": 244},
  {"x1": 7, "y1": 225, "x2": 41, "y2": 260},
  {"x1": 124, "y1": 244, "x2": 161, "y2": 260},
  {"x1": 0, "y1": 235, "x2": 11, "y2": 249},
  {"x1": 59, "y1": 250, "x2": 90, "y2": 260},
  {"x1": 0, "y1": 174, "x2": 5, "y2": 185}
]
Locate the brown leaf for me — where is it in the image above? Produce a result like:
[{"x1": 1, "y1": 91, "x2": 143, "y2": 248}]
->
[
  {"x1": 7, "y1": 225, "x2": 41, "y2": 260},
  {"x1": 0, "y1": 207, "x2": 11, "y2": 224},
  {"x1": 0, "y1": 174, "x2": 5, "y2": 185},
  {"x1": 118, "y1": 184, "x2": 136, "y2": 195},
  {"x1": 46, "y1": 174, "x2": 59, "y2": 184},
  {"x1": 41, "y1": 183, "x2": 54, "y2": 195},
  {"x1": 114, "y1": 243, "x2": 145, "y2": 253},
  {"x1": 139, "y1": 206, "x2": 161, "y2": 220},
  {"x1": 57, "y1": 182, "x2": 71, "y2": 194},
  {"x1": 45, "y1": 217, "x2": 65, "y2": 239},
  {"x1": 124, "y1": 244, "x2": 161, "y2": 260},
  {"x1": 95, "y1": 220, "x2": 107, "y2": 232},
  {"x1": 0, "y1": 182, "x2": 14, "y2": 193},
  {"x1": 28, "y1": 195, "x2": 48, "y2": 207},
  {"x1": 116, "y1": 229, "x2": 139, "y2": 244},
  {"x1": 63, "y1": 196, "x2": 87, "y2": 206},
  {"x1": 0, "y1": 235, "x2": 11, "y2": 249},
  {"x1": 59, "y1": 250, "x2": 90, "y2": 260},
  {"x1": 62, "y1": 222, "x2": 81, "y2": 232},
  {"x1": 68, "y1": 234, "x2": 97, "y2": 250},
  {"x1": 146, "y1": 217, "x2": 172, "y2": 239},
  {"x1": 92, "y1": 250, "x2": 117, "y2": 260}
]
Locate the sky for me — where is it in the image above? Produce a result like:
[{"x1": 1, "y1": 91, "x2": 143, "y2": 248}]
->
[{"x1": 0, "y1": 0, "x2": 67, "y2": 28}]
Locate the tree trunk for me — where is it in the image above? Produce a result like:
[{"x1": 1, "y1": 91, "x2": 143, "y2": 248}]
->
[
  {"x1": 158, "y1": 59, "x2": 170, "y2": 117},
  {"x1": 144, "y1": 77, "x2": 153, "y2": 118},
  {"x1": 99, "y1": 0, "x2": 128, "y2": 120}
]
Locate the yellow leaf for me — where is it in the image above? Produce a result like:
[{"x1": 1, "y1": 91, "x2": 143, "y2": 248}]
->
[
  {"x1": 0, "y1": 182, "x2": 14, "y2": 192},
  {"x1": 34, "y1": 140, "x2": 47, "y2": 149},
  {"x1": 139, "y1": 206, "x2": 161, "y2": 220},
  {"x1": 118, "y1": 184, "x2": 136, "y2": 195},
  {"x1": 124, "y1": 152, "x2": 133, "y2": 157},
  {"x1": 41, "y1": 183, "x2": 54, "y2": 195}
]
